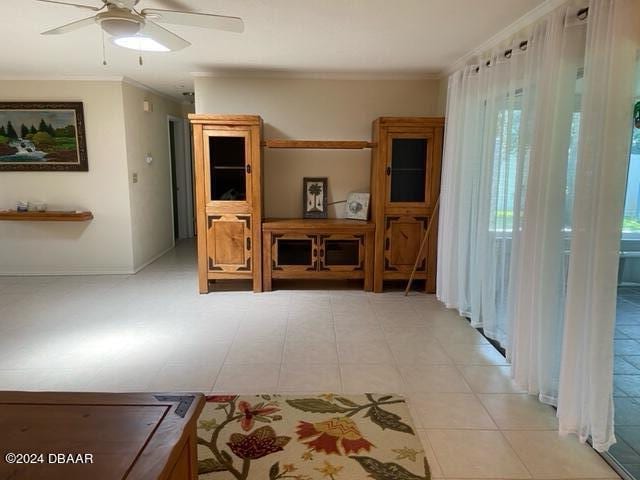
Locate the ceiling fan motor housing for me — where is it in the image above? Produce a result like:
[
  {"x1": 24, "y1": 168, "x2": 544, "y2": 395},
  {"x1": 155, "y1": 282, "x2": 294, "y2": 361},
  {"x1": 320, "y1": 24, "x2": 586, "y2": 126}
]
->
[{"x1": 96, "y1": 7, "x2": 144, "y2": 37}]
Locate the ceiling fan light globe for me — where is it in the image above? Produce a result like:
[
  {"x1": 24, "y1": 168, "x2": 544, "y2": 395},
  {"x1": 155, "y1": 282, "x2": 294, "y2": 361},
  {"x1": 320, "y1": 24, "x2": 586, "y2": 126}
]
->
[
  {"x1": 112, "y1": 35, "x2": 171, "y2": 52},
  {"x1": 101, "y1": 18, "x2": 142, "y2": 37}
]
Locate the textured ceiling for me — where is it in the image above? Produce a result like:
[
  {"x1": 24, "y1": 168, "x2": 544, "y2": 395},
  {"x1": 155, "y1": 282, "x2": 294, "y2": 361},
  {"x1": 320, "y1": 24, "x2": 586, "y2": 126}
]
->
[{"x1": 1, "y1": 0, "x2": 545, "y2": 99}]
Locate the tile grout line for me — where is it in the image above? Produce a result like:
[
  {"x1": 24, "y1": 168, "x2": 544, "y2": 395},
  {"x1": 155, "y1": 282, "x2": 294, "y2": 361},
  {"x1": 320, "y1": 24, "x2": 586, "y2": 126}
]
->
[
  {"x1": 410, "y1": 301, "x2": 536, "y2": 479},
  {"x1": 210, "y1": 306, "x2": 254, "y2": 393}
]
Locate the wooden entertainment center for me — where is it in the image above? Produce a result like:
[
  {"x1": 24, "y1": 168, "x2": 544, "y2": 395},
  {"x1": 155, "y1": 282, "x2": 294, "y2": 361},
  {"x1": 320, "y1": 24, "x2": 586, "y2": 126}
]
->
[{"x1": 189, "y1": 114, "x2": 444, "y2": 294}]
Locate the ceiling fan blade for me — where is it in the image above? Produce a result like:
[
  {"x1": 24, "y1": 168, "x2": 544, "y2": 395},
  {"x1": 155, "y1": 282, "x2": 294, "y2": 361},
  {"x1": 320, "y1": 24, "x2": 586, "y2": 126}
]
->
[
  {"x1": 41, "y1": 16, "x2": 96, "y2": 35},
  {"x1": 36, "y1": 0, "x2": 101, "y2": 11},
  {"x1": 151, "y1": 0, "x2": 190, "y2": 9},
  {"x1": 141, "y1": 9, "x2": 244, "y2": 33},
  {"x1": 139, "y1": 21, "x2": 191, "y2": 51}
]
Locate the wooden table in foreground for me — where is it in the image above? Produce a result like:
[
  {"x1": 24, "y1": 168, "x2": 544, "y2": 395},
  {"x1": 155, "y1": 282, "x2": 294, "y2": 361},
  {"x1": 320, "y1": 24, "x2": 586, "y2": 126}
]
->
[{"x1": 0, "y1": 392, "x2": 205, "y2": 480}]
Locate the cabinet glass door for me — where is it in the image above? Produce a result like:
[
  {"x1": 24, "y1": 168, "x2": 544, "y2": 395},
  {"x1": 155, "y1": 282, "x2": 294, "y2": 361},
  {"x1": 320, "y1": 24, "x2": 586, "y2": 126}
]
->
[
  {"x1": 319, "y1": 235, "x2": 364, "y2": 271},
  {"x1": 273, "y1": 235, "x2": 318, "y2": 272},
  {"x1": 324, "y1": 240, "x2": 359, "y2": 266},
  {"x1": 387, "y1": 135, "x2": 432, "y2": 207},
  {"x1": 204, "y1": 131, "x2": 251, "y2": 205}
]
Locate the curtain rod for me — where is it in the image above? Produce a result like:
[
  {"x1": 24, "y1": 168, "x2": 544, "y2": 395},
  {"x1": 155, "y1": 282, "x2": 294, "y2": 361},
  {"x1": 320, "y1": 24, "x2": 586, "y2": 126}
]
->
[{"x1": 474, "y1": 6, "x2": 589, "y2": 72}]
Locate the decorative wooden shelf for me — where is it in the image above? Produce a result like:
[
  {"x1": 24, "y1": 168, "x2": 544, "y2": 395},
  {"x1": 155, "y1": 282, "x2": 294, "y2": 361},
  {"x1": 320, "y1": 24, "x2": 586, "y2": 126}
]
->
[
  {"x1": 0, "y1": 210, "x2": 94, "y2": 222},
  {"x1": 262, "y1": 139, "x2": 375, "y2": 149}
]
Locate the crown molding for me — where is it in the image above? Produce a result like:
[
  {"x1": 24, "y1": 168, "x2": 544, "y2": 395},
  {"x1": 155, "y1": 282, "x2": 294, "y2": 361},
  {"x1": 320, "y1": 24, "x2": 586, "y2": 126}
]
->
[
  {"x1": 121, "y1": 76, "x2": 185, "y2": 104},
  {"x1": 0, "y1": 75, "x2": 125, "y2": 82},
  {"x1": 0, "y1": 74, "x2": 185, "y2": 103},
  {"x1": 441, "y1": 0, "x2": 569, "y2": 77},
  {"x1": 191, "y1": 70, "x2": 442, "y2": 81}
]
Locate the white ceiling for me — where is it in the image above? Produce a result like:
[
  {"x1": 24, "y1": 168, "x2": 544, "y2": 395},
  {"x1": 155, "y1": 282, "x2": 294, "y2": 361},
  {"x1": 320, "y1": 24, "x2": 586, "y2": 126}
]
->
[{"x1": 2, "y1": 0, "x2": 545, "y2": 100}]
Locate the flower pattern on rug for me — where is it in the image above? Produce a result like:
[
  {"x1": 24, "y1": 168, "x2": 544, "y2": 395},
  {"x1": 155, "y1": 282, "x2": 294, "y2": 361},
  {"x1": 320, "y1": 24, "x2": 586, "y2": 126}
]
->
[
  {"x1": 197, "y1": 393, "x2": 430, "y2": 480},
  {"x1": 296, "y1": 417, "x2": 374, "y2": 455}
]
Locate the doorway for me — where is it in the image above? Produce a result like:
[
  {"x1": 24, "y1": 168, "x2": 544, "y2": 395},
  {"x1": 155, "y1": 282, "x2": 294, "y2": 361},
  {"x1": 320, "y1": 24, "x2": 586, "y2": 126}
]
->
[
  {"x1": 167, "y1": 116, "x2": 195, "y2": 240},
  {"x1": 608, "y1": 97, "x2": 640, "y2": 480}
]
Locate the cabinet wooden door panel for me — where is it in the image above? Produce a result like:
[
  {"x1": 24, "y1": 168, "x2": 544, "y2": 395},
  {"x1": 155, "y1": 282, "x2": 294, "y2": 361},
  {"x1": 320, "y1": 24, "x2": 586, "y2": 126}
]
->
[
  {"x1": 384, "y1": 216, "x2": 428, "y2": 273},
  {"x1": 207, "y1": 214, "x2": 252, "y2": 273},
  {"x1": 214, "y1": 222, "x2": 244, "y2": 265}
]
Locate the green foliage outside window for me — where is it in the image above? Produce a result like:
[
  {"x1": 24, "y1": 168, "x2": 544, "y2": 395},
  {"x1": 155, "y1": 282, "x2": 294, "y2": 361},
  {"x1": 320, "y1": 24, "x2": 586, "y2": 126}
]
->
[{"x1": 632, "y1": 127, "x2": 640, "y2": 155}]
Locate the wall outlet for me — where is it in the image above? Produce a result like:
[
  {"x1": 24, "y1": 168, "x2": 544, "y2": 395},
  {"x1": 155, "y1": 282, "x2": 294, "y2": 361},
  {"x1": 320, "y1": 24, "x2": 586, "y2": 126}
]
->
[{"x1": 132, "y1": 172, "x2": 138, "y2": 184}]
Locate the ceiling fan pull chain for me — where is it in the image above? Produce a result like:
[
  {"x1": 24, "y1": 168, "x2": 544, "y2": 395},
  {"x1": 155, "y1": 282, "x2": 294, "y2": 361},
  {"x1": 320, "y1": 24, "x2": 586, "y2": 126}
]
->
[
  {"x1": 139, "y1": 55, "x2": 143, "y2": 66},
  {"x1": 101, "y1": 29, "x2": 107, "y2": 66}
]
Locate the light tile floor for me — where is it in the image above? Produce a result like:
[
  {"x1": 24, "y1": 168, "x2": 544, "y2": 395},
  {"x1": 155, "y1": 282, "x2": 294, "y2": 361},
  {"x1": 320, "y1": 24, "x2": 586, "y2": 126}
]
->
[{"x1": 0, "y1": 240, "x2": 619, "y2": 479}]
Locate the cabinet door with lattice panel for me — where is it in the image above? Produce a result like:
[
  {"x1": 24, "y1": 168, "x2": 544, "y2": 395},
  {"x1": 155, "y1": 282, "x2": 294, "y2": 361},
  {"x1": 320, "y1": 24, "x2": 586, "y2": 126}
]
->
[
  {"x1": 206, "y1": 214, "x2": 252, "y2": 273},
  {"x1": 318, "y1": 234, "x2": 365, "y2": 273},
  {"x1": 271, "y1": 234, "x2": 319, "y2": 273},
  {"x1": 383, "y1": 215, "x2": 429, "y2": 275}
]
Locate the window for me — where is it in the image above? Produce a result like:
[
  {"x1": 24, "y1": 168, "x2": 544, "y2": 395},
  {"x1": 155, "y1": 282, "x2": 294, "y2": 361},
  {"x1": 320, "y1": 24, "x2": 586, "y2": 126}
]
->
[
  {"x1": 489, "y1": 105, "x2": 582, "y2": 235},
  {"x1": 622, "y1": 123, "x2": 640, "y2": 237},
  {"x1": 490, "y1": 107, "x2": 521, "y2": 233},
  {"x1": 564, "y1": 111, "x2": 581, "y2": 231}
]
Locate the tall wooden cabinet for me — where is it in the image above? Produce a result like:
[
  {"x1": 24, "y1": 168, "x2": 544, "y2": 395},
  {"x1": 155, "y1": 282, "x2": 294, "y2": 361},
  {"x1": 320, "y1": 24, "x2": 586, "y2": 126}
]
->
[
  {"x1": 370, "y1": 117, "x2": 444, "y2": 293},
  {"x1": 189, "y1": 115, "x2": 263, "y2": 293}
]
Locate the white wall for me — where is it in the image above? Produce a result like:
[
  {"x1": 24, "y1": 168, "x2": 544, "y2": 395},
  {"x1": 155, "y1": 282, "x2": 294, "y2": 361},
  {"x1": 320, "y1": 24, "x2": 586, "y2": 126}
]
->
[
  {"x1": 0, "y1": 80, "x2": 133, "y2": 274},
  {"x1": 194, "y1": 76, "x2": 443, "y2": 218},
  {"x1": 437, "y1": 76, "x2": 449, "y2": 116},
  {"x1": 121, "y1": 82, "x2": 183, "y2": 271}
]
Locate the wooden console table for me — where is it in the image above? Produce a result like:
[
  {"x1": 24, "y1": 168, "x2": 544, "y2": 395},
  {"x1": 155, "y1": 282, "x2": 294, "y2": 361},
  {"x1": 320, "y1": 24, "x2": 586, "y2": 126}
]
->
[
  {"x1": 0, "y1": 391, "x2": 204, "y2": 480},
  {"x1": 262, "y1": 219, "x2": 375, "y2": 291}
]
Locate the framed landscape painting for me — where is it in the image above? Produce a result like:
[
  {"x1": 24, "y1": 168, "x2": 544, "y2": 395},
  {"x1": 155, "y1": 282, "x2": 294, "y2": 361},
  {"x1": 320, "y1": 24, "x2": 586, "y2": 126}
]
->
[{"x1": 0, "y1": 102, "x2": 88, "y2": 171}]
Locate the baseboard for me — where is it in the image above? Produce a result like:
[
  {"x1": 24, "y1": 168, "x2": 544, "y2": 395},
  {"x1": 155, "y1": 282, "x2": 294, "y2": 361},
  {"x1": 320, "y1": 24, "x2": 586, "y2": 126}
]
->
[
  {"x1": 0, "y1": 245, "x2": 176, "y2": 277},
  {"x1": 0, "y1": 266, "x2": 135, "y2": 276},
  {"x1": 132, "y1": 245, "x2": 175, "y2": 274}
]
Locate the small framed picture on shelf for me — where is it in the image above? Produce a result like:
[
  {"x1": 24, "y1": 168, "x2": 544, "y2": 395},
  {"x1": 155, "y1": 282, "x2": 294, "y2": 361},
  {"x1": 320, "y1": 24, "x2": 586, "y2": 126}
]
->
[
  {"x1": 302, "y1": 177, "x2": 328, "y2": 219},
  {"x1": 344, "y1": 192, "x2": 370, "y2": 220}
]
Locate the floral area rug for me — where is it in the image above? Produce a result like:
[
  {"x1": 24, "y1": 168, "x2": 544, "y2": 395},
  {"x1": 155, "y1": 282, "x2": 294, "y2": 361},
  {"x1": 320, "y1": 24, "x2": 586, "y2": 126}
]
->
[{"x1": 197, "y1": 393, "x2": 430, "y2": 480}]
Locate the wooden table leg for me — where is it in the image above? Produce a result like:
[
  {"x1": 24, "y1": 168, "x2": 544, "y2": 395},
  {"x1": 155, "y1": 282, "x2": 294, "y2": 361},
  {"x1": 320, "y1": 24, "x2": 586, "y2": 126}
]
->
[
  {"x1": 262, "y1": 231, "x2": 272, "y2": 292},
  {"x1": 364, "y1": 231, "x2": 374, "y2": 292}
]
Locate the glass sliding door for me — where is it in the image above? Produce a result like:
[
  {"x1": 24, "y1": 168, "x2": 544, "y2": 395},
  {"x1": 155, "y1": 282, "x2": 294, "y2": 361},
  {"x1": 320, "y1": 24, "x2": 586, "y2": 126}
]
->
[{"x1": 608, "y1": 95, "x2": 640, "y2": 480}]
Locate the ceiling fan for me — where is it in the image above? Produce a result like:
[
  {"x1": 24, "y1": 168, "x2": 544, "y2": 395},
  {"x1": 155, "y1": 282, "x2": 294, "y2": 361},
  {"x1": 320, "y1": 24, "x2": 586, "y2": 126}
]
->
[{"x1": 37, "y1": 0, "x2": 244, "y2": 51}]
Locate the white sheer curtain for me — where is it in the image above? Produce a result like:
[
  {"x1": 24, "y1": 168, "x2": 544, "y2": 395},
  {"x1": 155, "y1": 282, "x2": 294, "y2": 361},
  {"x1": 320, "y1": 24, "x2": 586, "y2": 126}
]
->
[
  {"x1": 437, "y1": 0, "x2": 640, "y2": 450},
  {"x1": 438, "y1": 51, "x2": 525, "y2": 345},
  {"x1": 509, "y1": 1, "x2": 586, "y2": 407},
  {"x1": 439, "y1": 3, "x2": 585, "y2": 353},
  {"x1": 558, "y1": 0, "x2": 640, "y2": 451}
]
